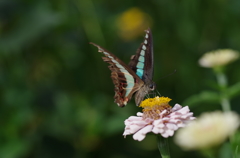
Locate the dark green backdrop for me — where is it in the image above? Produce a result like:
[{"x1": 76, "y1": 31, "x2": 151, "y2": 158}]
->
[{"x1": 1, "y1": 0, "x2": 240, "y2": 157}]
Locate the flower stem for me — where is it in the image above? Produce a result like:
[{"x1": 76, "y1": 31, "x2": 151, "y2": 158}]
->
[
  {"x1": 157, "y1": 135, "x2": 171, "y2": 158},
  {"x1": 220, "y1": 97, "x2": 231, "y2": 112},
  {"x1": 215, "y1": 69, "x2": 231, "y2": 111}
]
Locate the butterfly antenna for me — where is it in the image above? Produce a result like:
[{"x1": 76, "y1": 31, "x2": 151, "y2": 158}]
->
[
  {"x1": 148, "y1": 91, "x2": 156, "y2": 98},
  {"x1": 159, "y1": 69, "x2": 177, "y2": 80},
  {"x1": 152, "y1": 91, "x2": 156, "y2": 98}
]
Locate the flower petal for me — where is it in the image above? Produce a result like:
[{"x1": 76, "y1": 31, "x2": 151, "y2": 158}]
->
[
  {"x1": 137, "y1": 112, "x2": 143, "y2": 116},
  {"x1": 133, "y1": 125, "x2": 153, "y2": 141},
  {"x1": 171, "y1": 104, "x2": 182, "y2": 111}
]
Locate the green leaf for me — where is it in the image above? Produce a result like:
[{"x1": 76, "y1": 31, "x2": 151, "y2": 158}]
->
[
  {"x1": 226, "y1": 81, "x2": 240, "y2": 99},
  {"x1": 231, "y1": 131, "x2": 240, "y2": 158},
  {"x1": 219, "y1": 142, "x2": 232, "y2": 158}
]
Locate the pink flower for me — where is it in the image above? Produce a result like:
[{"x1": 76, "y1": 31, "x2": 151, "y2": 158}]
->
[{"x1": 123, "y1": 97, "x2": 195, "y2": 141}]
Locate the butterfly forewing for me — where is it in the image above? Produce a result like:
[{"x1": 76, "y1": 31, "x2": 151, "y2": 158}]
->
[
  {"x1": 90, "y1": 42, "x2": 144, "y2": 107},
  {"x1": 128, "y1": 28, "x2": 154, "y2": 83}
]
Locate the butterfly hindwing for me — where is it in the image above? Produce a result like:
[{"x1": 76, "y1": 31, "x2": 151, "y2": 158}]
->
[{"x1": 90, "y1": 42, "x2": 144, "y2": 107}]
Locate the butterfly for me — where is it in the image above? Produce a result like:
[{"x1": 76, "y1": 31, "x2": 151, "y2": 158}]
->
[{"x1": 90, "y1": 28, "x2": 156, "y2": 107}]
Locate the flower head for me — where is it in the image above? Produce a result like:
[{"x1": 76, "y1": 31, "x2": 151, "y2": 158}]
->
[
  {"x1": 199, "y1": 49, "x2": 239, "y2": 68},
  {"x1": 175, "y1": 111, "x2": 240, "y2": 150},
  {"x1": 123, "y1": 96, "x2": 195, "y2": 141}
]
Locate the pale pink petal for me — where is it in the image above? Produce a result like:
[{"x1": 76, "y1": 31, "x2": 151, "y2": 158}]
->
[
  {"x1": 171, "y1": 104, "x2": 182, "y2": 111},
  {"x1": 180, "y1": 113, "x2": 194, "y2": 119},
  {"x1": 170, "y1": 119, "x2": 180, "y2": 124},
  {"x1": 166, "y1": 123, "x2": 178, "y2": 130},
  {"x1": 153, "y1": 120, "x2": 164, "y2": 127},
  {"x1": 152, "y1": 126, "x2": 165, "y2": 134},
  {"x1": 190, "y1": 117, "x2": 196, "y2": 120},
  {"x1": 124, "y1": 116, "x2": 142, "y2": 123},
  {"x1": 163, "y1": 129, "x2": 174, "y2": 137},
  {"x1": 144, "y1": 118, "x2": 154, "y2": 124},
  {"x1": 161, "y1": 117, "x2": 170, "y2": 121},
  {"x1": 177, "y1": 106, "x2": 190, "y2": 114},
  {"x1": 159, "y1": 110, "x2": 168, "y2": 118},
  {"x1": 152, "y1": 121, "x2": 168, "y2": 134},
  {"x1": 133, "y1": 125, "x2": 153, "y2": 141},
  {"x1": 137, "y1": 112, "x2": 143, "y2": 116},
  {"x1": 161, "y1": 133, "x2": 169, "y2": 138},
  {"x1": 124, "y1": 120, "x2": 144, "y2": 127},
  {"x1": 129, "y1": 125, "x2": 145, "y2": 132},
  {"x1": 123, "y1": 130, "x2": 131, "y2": 136}
]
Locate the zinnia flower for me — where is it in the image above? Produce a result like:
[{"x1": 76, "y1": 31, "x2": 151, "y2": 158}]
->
[
  {"x1": 175, "y1": 111, "x2": 240, "y2": 150},
  {"x1": 199, "y1": 49, "x2": 239, "y2": 68},
  {"x1": 123, "y1": 96, "x2": 195, "y2": 141}
]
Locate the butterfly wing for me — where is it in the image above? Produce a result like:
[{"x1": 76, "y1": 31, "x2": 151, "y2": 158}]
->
[
  {"x1": 128, "y1": 28, "x2": 154, "y2": 82},
  {"x1": 128, "y1": 28, "x2": 155, "y2": 105},
  {"x1": 90, "y1": 42, "x2": 144, "y2": 107}
]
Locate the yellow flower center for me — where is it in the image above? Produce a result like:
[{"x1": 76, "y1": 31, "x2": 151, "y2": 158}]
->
[
  {"x1": 140, "y1": 96, "x2": 172, "y2": 120},
  {"x1": 140, "y1": 96, "x2": 171, "y2": 108}
]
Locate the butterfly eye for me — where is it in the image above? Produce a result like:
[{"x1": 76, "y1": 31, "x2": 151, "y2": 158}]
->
[{"x1": 149, "y1": 82, "x2": 156, "y2": 90}]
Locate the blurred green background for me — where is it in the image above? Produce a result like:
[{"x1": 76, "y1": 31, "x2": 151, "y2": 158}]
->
[{"x1": 1, "y1": 0, "x2": 240, "y2": 158}]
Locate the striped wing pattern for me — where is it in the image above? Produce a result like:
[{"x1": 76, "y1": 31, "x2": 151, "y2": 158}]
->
[
  {"x1": 128, "y1": 28, "x2": 154, "y2": 83},
  {"x1": 90, "y1": 42, "x2": 144, "y2": 107}
]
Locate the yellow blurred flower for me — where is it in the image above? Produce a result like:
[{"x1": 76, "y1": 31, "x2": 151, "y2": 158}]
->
[
  {"x1": 116, "y1": 8, "x2": 152, "y2": 40},
  {"x1": 175, "y1": 111, "x2": 240, "y2": 150},
  {"x1": 199, "y1": 49, "x2": 239, "y2": 68}
]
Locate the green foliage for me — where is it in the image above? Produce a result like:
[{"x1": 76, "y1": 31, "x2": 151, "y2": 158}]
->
[
  {"x1": 227, "y1": 81, "x2": 240, "y2": 98},
  {"x1": 231, "y1": 131, "x2": 240, "y2": 158},
  {"x1": 183, "y1": 81, "x2": 240, "y2": 107},
  {"x1": 183, "y1": 91, "x2": 220, "y2": 107},
  {"x1": 219, "y1": 142, "x2": 232, "y2": 158}
]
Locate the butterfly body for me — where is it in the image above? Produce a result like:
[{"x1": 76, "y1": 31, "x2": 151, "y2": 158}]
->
[{"x1": 90, "y1": 28, "x2": 155, "y2": 107}]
